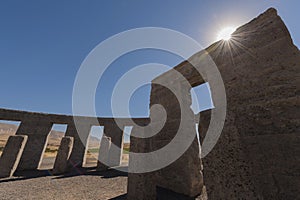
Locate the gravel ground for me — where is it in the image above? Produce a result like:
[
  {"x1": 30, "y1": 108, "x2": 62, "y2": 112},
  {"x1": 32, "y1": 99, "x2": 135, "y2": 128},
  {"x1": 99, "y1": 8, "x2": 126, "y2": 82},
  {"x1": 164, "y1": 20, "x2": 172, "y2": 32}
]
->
[{"x1": 0, "y1": 167, "x2": 127, "y2": 200}]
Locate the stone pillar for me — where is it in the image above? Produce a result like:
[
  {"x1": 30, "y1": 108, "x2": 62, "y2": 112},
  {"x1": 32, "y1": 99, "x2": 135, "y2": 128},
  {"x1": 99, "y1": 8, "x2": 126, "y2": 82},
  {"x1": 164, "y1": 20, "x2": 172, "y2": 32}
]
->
[
  {"x1": 196, "y1": 9, "x2": 300, "y2": 199},
  {"x1": 52, "y1": 136, "x2": 74, "y2": 175},
  {"x1": 97, "y1": 136, "x2": 111, "y2": 171},
  {"x1": 103, "y1": 122, "x2": 124, "y2": 167},
  {"x1": 128, "y1": 74, "x2": 204, "y2": 199},
  {"x1": 16, "y1": 119, "x2": 53, "y2": 171},
  {"x1": 127, "y1": 125, "x2": 156, "y2": 200},
  {"x1": 0, "y1": 135, "x2": 28, "y2": 178},
  {"x1": 152, "y1": 81, "x2": 203, "y2": 198},
  {"x1": 65, "y1": 122, "x2": 91, "y2": 168}
]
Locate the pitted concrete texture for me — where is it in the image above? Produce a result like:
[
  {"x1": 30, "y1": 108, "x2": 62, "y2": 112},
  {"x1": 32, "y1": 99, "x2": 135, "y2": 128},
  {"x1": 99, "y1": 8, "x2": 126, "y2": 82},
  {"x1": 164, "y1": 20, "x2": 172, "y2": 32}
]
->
[
  {"x1": 128, "y1": 75, "x2": 204, "y2": 199},
  {"x1": 128, "y1": 7, "x2": 300, "y2": 200},
  {"x1": 53, "y1": 136, "x2": 74, "y2": 175},
  {"x1": 198, "y1": 8, "x2": 300, "y2": 199},
  {"x1": 97, "y1": 136, "x2": 112, "y2": 171},
  {"x1": 0, "y1": 135, "x2": 28, "y2": 178}
]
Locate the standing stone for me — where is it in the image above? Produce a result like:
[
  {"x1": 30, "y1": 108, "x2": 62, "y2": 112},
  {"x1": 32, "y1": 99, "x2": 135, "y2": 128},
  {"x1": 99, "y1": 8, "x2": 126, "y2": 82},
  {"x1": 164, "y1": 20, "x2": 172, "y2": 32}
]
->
[
  {"x1": 0, "y1": 135, "x2": 28, "y2": 178},
  {"x1": 97, "y1": 136, "x2": 111, "y2": 171},
  {"x1": 65, "y1": 122, "x2": 91, "y2": 168},
  {"x1": 150, "y1": 80, "x2": 203, "y2": 198},
  {"x1": 128, "y1": 76, "x2": 204, "y2": 199},
  {"x1": 198, "y1": 8, "x2": 300, "y2": 199},
  {"x1": 16, "y1": 119, "x2": 53, "y2": 171},
  {"x1": 52, "y1": 136, "x2": 74, "y2": 175},
  {"x1": 103, "y1": 122, "x2": 124, "y2": 167},
  {"x1": 127, "y1": 125, "x2": 157, "y2": 200}
]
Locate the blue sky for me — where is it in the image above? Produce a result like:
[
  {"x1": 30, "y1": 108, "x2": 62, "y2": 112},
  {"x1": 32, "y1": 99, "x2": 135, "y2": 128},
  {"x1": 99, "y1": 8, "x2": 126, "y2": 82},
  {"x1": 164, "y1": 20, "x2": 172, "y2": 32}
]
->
[{"x1": 0, "y1": 1, "x2": 299, "y2": 119}]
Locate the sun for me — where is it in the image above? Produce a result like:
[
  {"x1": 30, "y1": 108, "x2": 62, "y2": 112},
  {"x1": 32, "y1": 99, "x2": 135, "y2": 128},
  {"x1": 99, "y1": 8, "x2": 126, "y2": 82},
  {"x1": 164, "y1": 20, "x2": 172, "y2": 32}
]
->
[{"x1": 217, "y1": 27, "x2": 236, "y2": 41}]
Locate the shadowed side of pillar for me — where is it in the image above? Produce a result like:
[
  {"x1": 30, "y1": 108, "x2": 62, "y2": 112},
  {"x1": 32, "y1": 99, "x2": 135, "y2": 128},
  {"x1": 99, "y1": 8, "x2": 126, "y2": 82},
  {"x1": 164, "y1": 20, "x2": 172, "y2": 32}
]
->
[
  {"x1": 128, "y1": 79, "x2": 204, "y2": 199},
  {"x1": 127, "y1": 125, "x2": 157, "y2": 200},
  {"x1": 197, "y1": 8, "x2": 300, "y2": 199},
  {"x1": 53, "y1": 136, "x2": 74, "y2": 175},
  {"x1": 97, "y1": 136, "x2": 111, "y2": 171},
  {"x1": 103, "y1": 122, "x2": 124, "y2": 167},
  {"x1": 16, "y1": 119, "x2": 53, "y2": 171},
  {"x1": 65, "y1": 122, "x2": 91, "y2": 168},
  {"x1": 0, "y1": 135, "x2": 28, "y2": 178}
]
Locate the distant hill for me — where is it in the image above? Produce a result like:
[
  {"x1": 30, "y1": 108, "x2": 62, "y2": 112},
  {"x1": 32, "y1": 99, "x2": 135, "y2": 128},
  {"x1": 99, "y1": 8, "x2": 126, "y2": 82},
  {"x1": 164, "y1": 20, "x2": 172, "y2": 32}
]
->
[{"x1": 0, "y1": 123, "x2": 100, "y2": 149}]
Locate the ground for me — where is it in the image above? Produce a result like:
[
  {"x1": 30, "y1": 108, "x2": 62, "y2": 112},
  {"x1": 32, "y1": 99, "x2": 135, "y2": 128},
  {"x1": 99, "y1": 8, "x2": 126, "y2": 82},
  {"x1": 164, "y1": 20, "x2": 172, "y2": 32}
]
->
[
  {"x1": 0, "y1": 124, "x2": 130, "y2": 200},
  {"x1": 0, "y1": 167, "x2": 128, "y2": 200}
]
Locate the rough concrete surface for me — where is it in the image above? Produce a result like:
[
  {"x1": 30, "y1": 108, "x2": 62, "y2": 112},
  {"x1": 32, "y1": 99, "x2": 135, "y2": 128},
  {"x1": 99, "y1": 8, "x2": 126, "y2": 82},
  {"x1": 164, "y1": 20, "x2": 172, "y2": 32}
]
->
[
  {"x1": 97, "y1": 136, "x2": 112, "y2": 171},
  {"x1": 0, "y1": 135, "x2": 27, "y2": 178},
  {"x1": 128, "y1": 7, "x2": 300, "y2": 200},
  {"x1": 53, "y1": 136, "x2": 74, "y2": 175}
]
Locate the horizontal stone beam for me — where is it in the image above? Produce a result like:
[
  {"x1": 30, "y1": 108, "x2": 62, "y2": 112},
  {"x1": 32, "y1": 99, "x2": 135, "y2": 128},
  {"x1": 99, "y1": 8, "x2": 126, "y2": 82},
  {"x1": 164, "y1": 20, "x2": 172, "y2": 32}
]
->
[{"x1": 0, "y1": 108, "x2": 150, "y2": 126}]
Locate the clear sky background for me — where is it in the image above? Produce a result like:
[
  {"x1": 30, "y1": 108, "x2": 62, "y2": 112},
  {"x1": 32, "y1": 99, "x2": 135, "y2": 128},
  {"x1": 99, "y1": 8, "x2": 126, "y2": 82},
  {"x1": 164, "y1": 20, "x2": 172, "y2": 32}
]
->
[{"x1": 0, "y1": 1, "x2": 299, "y2": 120}]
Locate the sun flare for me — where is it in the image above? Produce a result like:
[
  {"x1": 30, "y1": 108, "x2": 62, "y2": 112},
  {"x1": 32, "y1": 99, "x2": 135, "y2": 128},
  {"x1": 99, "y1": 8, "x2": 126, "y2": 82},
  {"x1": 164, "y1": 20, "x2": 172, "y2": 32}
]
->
[{"x1": 217, "y1": 27, "x2": 236, "y2": 41}]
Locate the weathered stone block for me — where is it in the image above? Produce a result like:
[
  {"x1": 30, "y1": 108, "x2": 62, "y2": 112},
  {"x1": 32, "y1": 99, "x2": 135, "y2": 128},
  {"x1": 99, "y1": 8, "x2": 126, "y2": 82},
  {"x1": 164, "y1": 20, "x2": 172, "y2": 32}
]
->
[
  {"x1": 128, "y1": 79, "x2": 203, "y2": 199},
  {"x1": 102, "y1": 122, "x2": 124, "y2": 167},
  {"x1": 52, "y1": 136, "x2": 74, "y2": 175},
  {"x1": 65, "y1": 122, "x2": 91, "y2": 168},
  {"x1": 198, "y1": 8, "x2": 300, "y2": 199},
  {"x1": 16, "y1": 119, "x2": 53, "y2": 171},
  {"x1": 0, "y1": 135, "x2": 27, "y2": 178},
  {"x1": 97, "y1": 136, "x2": 111, "y2": 171},
  {"x1": 127, "y1": 126, "x2": 157, "y2": 200}
]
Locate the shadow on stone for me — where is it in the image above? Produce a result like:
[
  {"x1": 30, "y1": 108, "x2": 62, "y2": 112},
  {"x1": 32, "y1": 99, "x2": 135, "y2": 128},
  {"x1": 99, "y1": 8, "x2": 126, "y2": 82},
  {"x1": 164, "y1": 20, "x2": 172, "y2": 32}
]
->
[
  {"x1": 157, "y1": 187, "x2": 199, "y2": 200},
  {"x1": 109, "y1": 194, "x2": 127, "y2": 200}
]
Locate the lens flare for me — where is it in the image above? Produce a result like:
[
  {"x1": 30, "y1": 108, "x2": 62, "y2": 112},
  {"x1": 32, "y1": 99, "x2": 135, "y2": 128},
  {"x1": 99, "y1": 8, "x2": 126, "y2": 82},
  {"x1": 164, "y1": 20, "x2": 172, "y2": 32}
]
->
[{"x1": 217, "y1": 27, "x2": 235, "y2": 41}]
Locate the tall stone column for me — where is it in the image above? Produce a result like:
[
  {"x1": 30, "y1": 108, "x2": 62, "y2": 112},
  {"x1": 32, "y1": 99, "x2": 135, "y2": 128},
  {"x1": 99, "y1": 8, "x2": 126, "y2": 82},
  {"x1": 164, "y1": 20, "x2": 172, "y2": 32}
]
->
[
  {"x1": 0, "y1": 135, "x2": 28, "y2": 178},
  {"x1": 151, "y1": 81, "x2": 204, "y2": 198},
  {"x1": 128, "y1": 75, "x2": 204, "y2": 199},
  {"x1": 197, "y1": 8, "x2": 300, "y2": 199},
  {"x1": 103, "y1": 122, "x2": 124, "y2": 167},
  {"x1": 65, "y1": 122, "x2": 91, "y2": 168},
  {"x1": 16, "y1": 119, "x2": 53, "y2": 171},
  {"x1": 53, "y1": 136, "x2": 74, "y2": 175},
  {"x1": 97, "y1": 136, "x2": 111, "y2": 171},
  {"x1": 127, "y1": 125, "x2": 156, "y2": 200}
]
